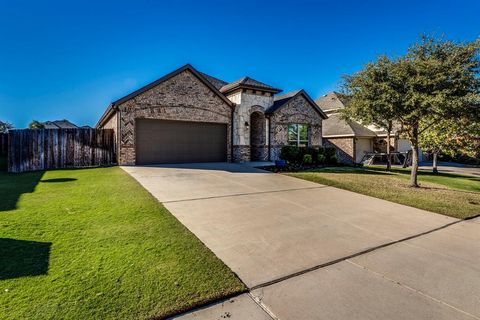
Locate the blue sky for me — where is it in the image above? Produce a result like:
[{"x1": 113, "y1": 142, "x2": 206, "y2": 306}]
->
[{"x1": 0, "y1": 0, "x2": 478, "y2": 128}]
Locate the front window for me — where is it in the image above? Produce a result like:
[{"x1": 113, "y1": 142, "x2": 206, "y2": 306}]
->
[{"x1": 288, "y1": 124, "x2": 309, "y2": 147}]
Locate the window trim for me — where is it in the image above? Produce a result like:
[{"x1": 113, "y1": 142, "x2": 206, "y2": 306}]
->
[{"x1": 288, "y1": 123, "x2": 309, "y2": 147}]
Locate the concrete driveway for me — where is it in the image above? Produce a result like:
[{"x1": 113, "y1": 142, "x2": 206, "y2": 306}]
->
[{"x1": 122, "y1": 163, "x2": 480, "y2": 319}]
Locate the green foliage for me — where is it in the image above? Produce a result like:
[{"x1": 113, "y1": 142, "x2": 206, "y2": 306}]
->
[
  {"x1": 0, "y1": 121, "x2": 13, "y2": 133},
  {"x1": 343, "y1": 35, "x2": 480, "y2": 186},
  {"x1": 303, "y1": 154, "x2": 313, "y2": 164},
  {"x1": 280, "y1": 146, "x2": 314, "y2": 164},
  {"x1": 280, "y1": 146, "x2": 301, "y2": 163},
  {"x1": 323, "y1": 147, "x2": 336, "y2": 160},
  {"x1": 280, "y1": 146, "x2": 337, "y2": 164},
  {"x1": 328, "y1": 154, "x2": 338, "y2": 164},
  {"x1": 342, "y1": 55, "x2": 398, "y2": 132},
  {"x1": 28, "y1": 120, "x2": 45, "y2": 129},
  {"x1": 317, "y1": 154, "x2": 326, "y2": 164},
  {"x1": 420, "y1": 119, "x2": 480, "y2": 158}
]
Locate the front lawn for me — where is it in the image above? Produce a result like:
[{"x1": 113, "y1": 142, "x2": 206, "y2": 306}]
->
[
  {"x1": 0, "y1": 166, "x2": 245, "y2": 319},
  {"x1": 288, "y1": 167, "x2": 480, "y2": 219}
]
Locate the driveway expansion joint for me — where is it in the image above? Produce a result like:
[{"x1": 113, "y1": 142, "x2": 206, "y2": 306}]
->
[
  {"x1": 249, "y1": 218, "x2": 462, "y2": 291},
  {"x1": 345, "y1": 259, "x2": 480, "y2": 320},
  {"x1": 247, "y1": 293, "x2": 279, "y2": 320},
  {"x1": 162, "y1": 186, "x2": 330, "y2": 204}
]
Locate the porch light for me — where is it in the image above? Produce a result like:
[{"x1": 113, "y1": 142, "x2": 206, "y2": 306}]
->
[{"x1": 245, "y1": 121, "x2": 249, "y2": 128}]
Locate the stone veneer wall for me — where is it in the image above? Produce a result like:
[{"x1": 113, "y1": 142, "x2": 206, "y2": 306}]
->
[
  {"x1": 250, "y1": 111, "x2": 267, "y2": 161},
  {"x1": 324, "y1": 137, "x2": 355, "y2": 164},
  {"x1": 227, "y1": 90, "x2": 273, "y2": 162},
  {"x1": 268, "y1": 94, "x2": 323, "y2": 160},
  {"x1": 114, "y1": 70, "x2": 233, "y2": 165}
]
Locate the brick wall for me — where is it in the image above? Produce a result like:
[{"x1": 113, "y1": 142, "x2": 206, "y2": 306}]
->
[
  {"x1": 114, "y1": 69, "x2": 233, "y2": 165},
  {"x1": 324, "y1": 137, "x2": 355, "y2": 164},
  {"x1": 269, "y1": 94, "x2": 323, "y2": 160}
]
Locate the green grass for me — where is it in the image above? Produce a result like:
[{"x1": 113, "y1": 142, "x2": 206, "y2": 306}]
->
[
  {"x1": 288, "y1": 166, "x2": 480, "y2": 220},
  {"x1": 367, "y1": 165, "x2": 480, "y2": 193},
  {"x1": 0, "y1": 166, "x2": 245, "y2": 319}
]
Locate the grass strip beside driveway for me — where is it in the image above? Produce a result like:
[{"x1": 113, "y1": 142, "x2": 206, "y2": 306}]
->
[
  {"x1": 0, "y1": 166, "x2": 245, "y2": 319},
  {"x1": 288, "y1": 167, "x2": 480, "y2": 220}
]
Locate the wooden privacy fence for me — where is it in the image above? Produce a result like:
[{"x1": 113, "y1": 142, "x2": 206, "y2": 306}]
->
[
  {"x1": 0, "y1": 133, "x2": 7, "y2": 156},
  {"x1": 8, "y1": 129, "x2": 116, "y2": 173}
]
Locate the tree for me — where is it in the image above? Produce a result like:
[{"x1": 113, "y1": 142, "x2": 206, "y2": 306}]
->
[
  {"x1": 0, "y1": 121, "x2": 13, "y2": 133},
  {"x1": 342, "y1": 56, "x2": 400, "y2": 171},
  {"x1": 420, "y1": 118, "x2": 480, "y2": 173},
  {"x1": 28, "y1": 120, "x2": 45, "y2": 129},
  {"x1": 343, "y1": 35, "x2": 480, "y2": 187}
]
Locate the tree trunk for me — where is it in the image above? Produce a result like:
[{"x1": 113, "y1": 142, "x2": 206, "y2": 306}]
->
[
  {"x1": 432, "y1": 151, "x2": 439, "y2": 174},
  {"x1": 409, "y1": 126, "x2": 420, "y2": 188},
  {"x1": 386, "y1": 122, "x2": 392, "y2": 171}
]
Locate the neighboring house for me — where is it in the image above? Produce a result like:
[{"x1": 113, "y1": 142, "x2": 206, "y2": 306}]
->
[
  {"x1": 316, "y1": 92, "x2": 420, "y2": 164},
  {"x1": 42, "y1": 120, "x2": 78, "y2": 129},
  {"x1": 97, "y1": 64, "x2": 327, "y2": 165}
]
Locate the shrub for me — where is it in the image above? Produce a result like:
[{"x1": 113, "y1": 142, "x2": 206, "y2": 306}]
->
[
  {"x1": 280, "y1": 146, "x2": 301, "y2": 163},
  {"x1": 317, "y1": 154, "x2": 326, "y2": 164},
  {"x1": 305, "y1": 147, "x2": 319, "y2": 163},
  {"x1": 303, "y1": 154, "x2": 313, "y2": 164},
  {"x1": 328, "y1": 154, "x2": 338, "y2": 164},
  {"x1": 324, "y1": 147, "x2": 336, "y2": 159},
  {"x1": 281, "y1": 146, "x2": 323, "y2": 164}
]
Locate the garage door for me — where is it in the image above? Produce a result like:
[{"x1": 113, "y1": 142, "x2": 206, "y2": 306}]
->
[{"x1": 136, "y1": 119, "x2": 228, "y2": 165}]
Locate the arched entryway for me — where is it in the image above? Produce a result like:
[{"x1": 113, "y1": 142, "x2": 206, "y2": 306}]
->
[{"x1": 250, "y1": 111, "x2": 266, "y2": 161}]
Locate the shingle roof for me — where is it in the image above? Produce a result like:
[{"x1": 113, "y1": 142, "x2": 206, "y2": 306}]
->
[
  {"x1": 315, "y1": 92, "x2": 348, "y2": 113},
  {"x1": 220, "y1": 76, "x2": 281, "y2": 94},
  {"x1": 199, "y1": 72, "x2": 228, "y2": 90},
  {"x1": 322, "y1": 113, "x2": 377, "y2": 137},
  {"x1": 42, "y1": 120, "x2": 78, "y2": 129},
  {"x1": 266, "y1": 90, "x2": 328, "y2": 119},
  {"x1": 266, "y1": 90, "x2": 302, "y2": 113}
]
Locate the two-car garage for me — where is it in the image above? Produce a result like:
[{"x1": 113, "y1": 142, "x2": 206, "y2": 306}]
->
[{"x1": 135, "y1": 119, "x2": 228, "y2": 165}]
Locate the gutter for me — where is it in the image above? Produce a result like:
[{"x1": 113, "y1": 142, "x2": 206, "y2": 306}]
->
[{"x1": 96, "y1": 103, "x2": 118, "y2": 128}]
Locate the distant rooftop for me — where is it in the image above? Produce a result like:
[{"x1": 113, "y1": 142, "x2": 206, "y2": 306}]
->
[
  {"x1": 42, "y1": 120, "x2": 78, "y2": 129},
  {"x1": 322, "y1": 113, "x2": 377, "y2": 138},
  {"x1": 315, "y1": 92, "x2": 348, "y2": 113}
]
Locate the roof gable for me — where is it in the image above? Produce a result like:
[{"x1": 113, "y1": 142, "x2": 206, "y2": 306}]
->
[
  {"x1": 112, "y1": 64, "x2": 234, "y2": 108},
  {"x1": 97, "y1": 64, "x2": 234, "y2": 127},
  {"x1": 266, "y1": 90, "x2": 328, "y2": 119}
]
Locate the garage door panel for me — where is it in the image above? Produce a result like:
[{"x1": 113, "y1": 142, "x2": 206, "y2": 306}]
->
[{"x1": 136, "y1": 119, "x2": 227, "y2": 164}]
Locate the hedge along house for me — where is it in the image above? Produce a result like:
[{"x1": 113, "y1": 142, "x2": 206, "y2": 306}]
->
[
  {"x1": 97, "y1": 64, "x2": 327, "y2": 165},
  {"x1": 316, "y1": 92, "x2": 419, "y2": 164}
]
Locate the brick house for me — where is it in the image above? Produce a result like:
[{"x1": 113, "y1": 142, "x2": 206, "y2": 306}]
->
[
  {"x1": 97, "y1": 64, "x2": 327, "y2": 165},
  {"x1": 316, "y1": 92, "x2": 420, "y2": 164}
]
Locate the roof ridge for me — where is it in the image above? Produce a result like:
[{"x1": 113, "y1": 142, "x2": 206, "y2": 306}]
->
[{"x1": 220, "y1": 75, "x2": 282, "y2": 94}]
